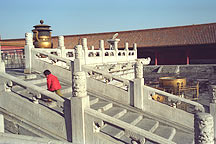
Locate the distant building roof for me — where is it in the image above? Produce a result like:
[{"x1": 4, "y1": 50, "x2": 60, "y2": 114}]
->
[{"x1": 1, "y1": 22, "x2": 216, "y2": 49}]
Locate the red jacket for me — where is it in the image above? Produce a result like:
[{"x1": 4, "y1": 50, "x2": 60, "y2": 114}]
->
[{"x1": 46, "y1": 74, "x2": 62, "y2": 91}]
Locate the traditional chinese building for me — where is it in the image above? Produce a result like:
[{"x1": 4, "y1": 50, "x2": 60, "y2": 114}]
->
[{"x1": 1, "y1": 22, "x2": 216, "y2": 65}]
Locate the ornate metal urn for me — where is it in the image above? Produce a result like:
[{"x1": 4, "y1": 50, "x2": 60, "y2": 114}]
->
[{"x1": 32, "y1": 20, "x2": 53, "y2": 48}]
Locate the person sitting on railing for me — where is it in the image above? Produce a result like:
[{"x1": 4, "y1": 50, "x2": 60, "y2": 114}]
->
[{"x1": 43, "y1": 70, "x2": 63, "y2": 101}]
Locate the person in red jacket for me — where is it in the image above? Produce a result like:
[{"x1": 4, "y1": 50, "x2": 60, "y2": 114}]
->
[{"x1": 43, "y1": 70, "x2": 63, "y2": 97}]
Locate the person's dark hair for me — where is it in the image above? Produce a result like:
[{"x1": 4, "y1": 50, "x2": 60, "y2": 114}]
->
[{"x1": 43, "y1": 70, "x2": 51, "y2": 76}]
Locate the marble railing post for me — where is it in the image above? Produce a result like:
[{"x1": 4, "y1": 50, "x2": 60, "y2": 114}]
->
[
  {"x1": 24, "y1": 33, "x2": 34, "y2": 74},
  {"x1": 0, "y1": 114, "x2": 4, "y2": 133},
  {"x1": 0, "y1": 45, "x2": 5, "y2": 73},
  {"x1": 209, "y1": 85, "x2": 216, "y2": 139},
  {"x1": 72, "y1": 45, "x2": 84, "y2": 73},
  {"x1": 133, "y1": 59, "x2": 144, "y2": 109},
  {"x1": 71, "y1": 71, "x2": 89, "y2": 144},
  {"x1": 133, "y1": 43, "x2": 137, "y2": 58},
  {"x1": 125, "y1": 42, "x2": 129, "y2": 61},
  {"x1": 82, "y1": 38, "x2": 88, "y2": 65},
  {"x1": 99, "y1": 40, "x2": 105, "y2": 63},
  {"x1": 58, "y1": 36, "x2": 66, "y2": 58},
  {"x1": 194, "y1": 112, "x2": 214, "y2": 144}
]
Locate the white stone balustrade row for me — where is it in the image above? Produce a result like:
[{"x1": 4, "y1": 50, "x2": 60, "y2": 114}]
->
[
  {"x1": 25, "y1": 33, "x2": 137, "y2": 69},
  {"x1": 32, "y1": 49, "x2": 71, "y2": 69},
  {"x1": 143, "y1": 85, "x2": 205, "y2": 113},
  {"x1": 0, "y1": 72, "x2": 64, "y2": 107},
  {"x1": 82, "y1": 38, "x2": 137, "y2": 65}
]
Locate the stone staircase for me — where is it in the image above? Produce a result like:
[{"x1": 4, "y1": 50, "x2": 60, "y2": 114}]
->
[
  {"x1": 2, "y1": 71, "x2": 194, "y2": 144},
  {"x1": 157, "y1": 65, "x2": 180, "y2": 74}
]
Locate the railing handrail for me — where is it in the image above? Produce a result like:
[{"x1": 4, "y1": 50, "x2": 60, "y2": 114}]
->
[
  {"x1": 83, "y1": 66, "x2": 130, "y2": 86},
  {"x1": 143, "y1": 85, "x2": 205, "y2": 112},
  {"x1": 32, "y1": 49, "x2": 71, "y2": 65},
  {"x1": 0, "y1": 72, "x2": 64, "y2": 103},
  {"x1": 85, "y1": 108, "x2": 176, "y2": 144}
]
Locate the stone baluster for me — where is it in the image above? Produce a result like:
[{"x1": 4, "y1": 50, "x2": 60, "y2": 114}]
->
[
  {"x1": 71, "y1": 71, "x2": 89, "y2": 144},
  {"x1": 194, "y1": 112, "x2": 214, "y2": 144},
  {"x1": 133, "y1": 43, "x2": 137, "y2": 51},
  {"x1": 0, "y1": 45, "x2": 5, "y2": 73},
  {"x1": 135, "y1": 59, "x2": 143, "y2": 79},
  {"x1": 90, "y1": 46, "x2": 94, "y2": 50},
  {"x1": 24, "y1": 33, "x2": 34, "y2": 74},
  {"x1": 58, "y1": 36, "x2": 66, "y2": 58},
  {"x1": 125, "y1": 42, "x2": 129, "y2": 61},
  {"x1": 82, "y1": 38, "x2": 88, "y2": 64},
  {"x1": 133, "y1": 59, "x2": 144, "y2": 109},
  {"x1": 133, "y1": 43, "x2": 137, "y2": 59},
  {"x1": 209, "y1": 85, "x2": 216, "y2": 140},
  {"x1": 99, "y1": 40, "x2": 105, "y2": 63},
  {"x1": 72, "y1": 45, "x2": 84, "y2": 73}
]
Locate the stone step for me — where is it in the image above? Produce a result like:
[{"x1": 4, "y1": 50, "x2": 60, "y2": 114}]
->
[
  {"x1": 29, "y1": 78, "x2": 47, "y2": 85},
  {"x1": 153, "y1": 125, "x2": 176, "y2": 140},
  {"x1": 90, "y1": 101, "x2": 113, "y2": 112},
  {"x1": 101, "y1": 125, "x2": 124, "y2": 138},
  {"x1": 89, "y1": 96, "x2": 99, "y2": 105},
  {"x1": 135, "y1": 118, "x2": 159, "y2": 132},
  {"x1": 103, "y1": 106, "x2": 127, "y2": 118},
  {"x1": 119, "y1": 111, "x2": 142, "y2": 125},
  {"x1": 172, "y1": 131, "x2": 194, "y2": 144},
  {"x1": 101, "y1": 111, "x2": 143, "y2": 139}
]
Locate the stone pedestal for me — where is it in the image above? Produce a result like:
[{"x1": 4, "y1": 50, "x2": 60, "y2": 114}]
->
[
  {"x1": 24, "y1": 33, "x2": 34, "y2": 74},
  {"x1": 194, "y1": 112, "x2": 214, "y2": 144},
  {"x1": 107, "y1": 39, "x2": 120, "y2": 50}
]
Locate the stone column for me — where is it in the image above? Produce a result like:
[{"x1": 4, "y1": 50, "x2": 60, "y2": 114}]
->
[
  {"x1": 125, "y1": 42, "x2": 129, "y2": 61},
  {"x1": 99, "y1": 40, "x2": 105, "y2": 63},
  {"x1": 194, "y1": 112, "x2": 214, "y2": 144},
  {"x1": 0, "y1": 45, "x2": 5, "y2": 73},
  {"x1": 209, "y1": 85, "x2": 216, "y2": 139},
  {"x1": 72, "y1": 45, "x2": 84, "y2": 73},
  {"x1": 24, "y1": 33, "x2": 34, "y2": 74},
  {"x1": 133, "y1": 59, "x2": 144, "y2": 109},
  {"x1": 133, "y1": 43, "x2": 137, "y2": 59},
  {"x1": 58, "y1": 36, "x2": 66, "y2": 58},
  {"x1": 71, "y1": 71, "x2": 89, "y2": 144},
  {"x1": 0, "y1": 114, "x2": 4, "y2": 133},
  {"x1": 81, "y1": 38, "x2": 88, "y2": 65}
]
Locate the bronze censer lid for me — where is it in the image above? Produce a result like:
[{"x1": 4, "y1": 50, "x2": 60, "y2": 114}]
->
[{"x1": 32, "y1": 20, "x2": 53, "y2": 48}]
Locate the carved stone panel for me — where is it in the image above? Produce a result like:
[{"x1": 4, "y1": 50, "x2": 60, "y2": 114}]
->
[
  {"x1": 72, "y1": 71, "x2": 87, "y2": 97},
  {"x1": 194, "y1": 112, "x2": 214, "y2": 144}
]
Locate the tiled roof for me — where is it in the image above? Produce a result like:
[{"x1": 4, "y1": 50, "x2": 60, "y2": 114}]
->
[
  {"x1": 0, "y1": 46, "x2": 24, "y2": 51},
  {"x1": 1, "y1": 23, "x2": 216, "y2": 50},
  {"x1": 52, "y1": 22, "x2": 216, "y2": 49}
]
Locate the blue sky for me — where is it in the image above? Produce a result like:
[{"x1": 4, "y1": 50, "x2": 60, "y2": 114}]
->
[{"x1": 0, "y1": 0, "x2": 216, "y2": 39}]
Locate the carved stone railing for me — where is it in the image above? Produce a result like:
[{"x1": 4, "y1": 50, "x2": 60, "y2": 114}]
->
[
  {"x1": 31, "y1": 49, "x2": 71, "y2": 70},
  {"x1": 143, "y1": 85, "x2": 205, "y2": 113},
  {"x1": 83, "y1": 66, "x2": 130, "y2": 91},
  {"x1": 85, "y1": 108, "x2": 176, "y2": 144},
  {"x1": 82, "y1": 38, "x2": 137, "y2": 65},
  {"x1": 0, "y1": 72, "x2": 64, "y2": 108}
]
